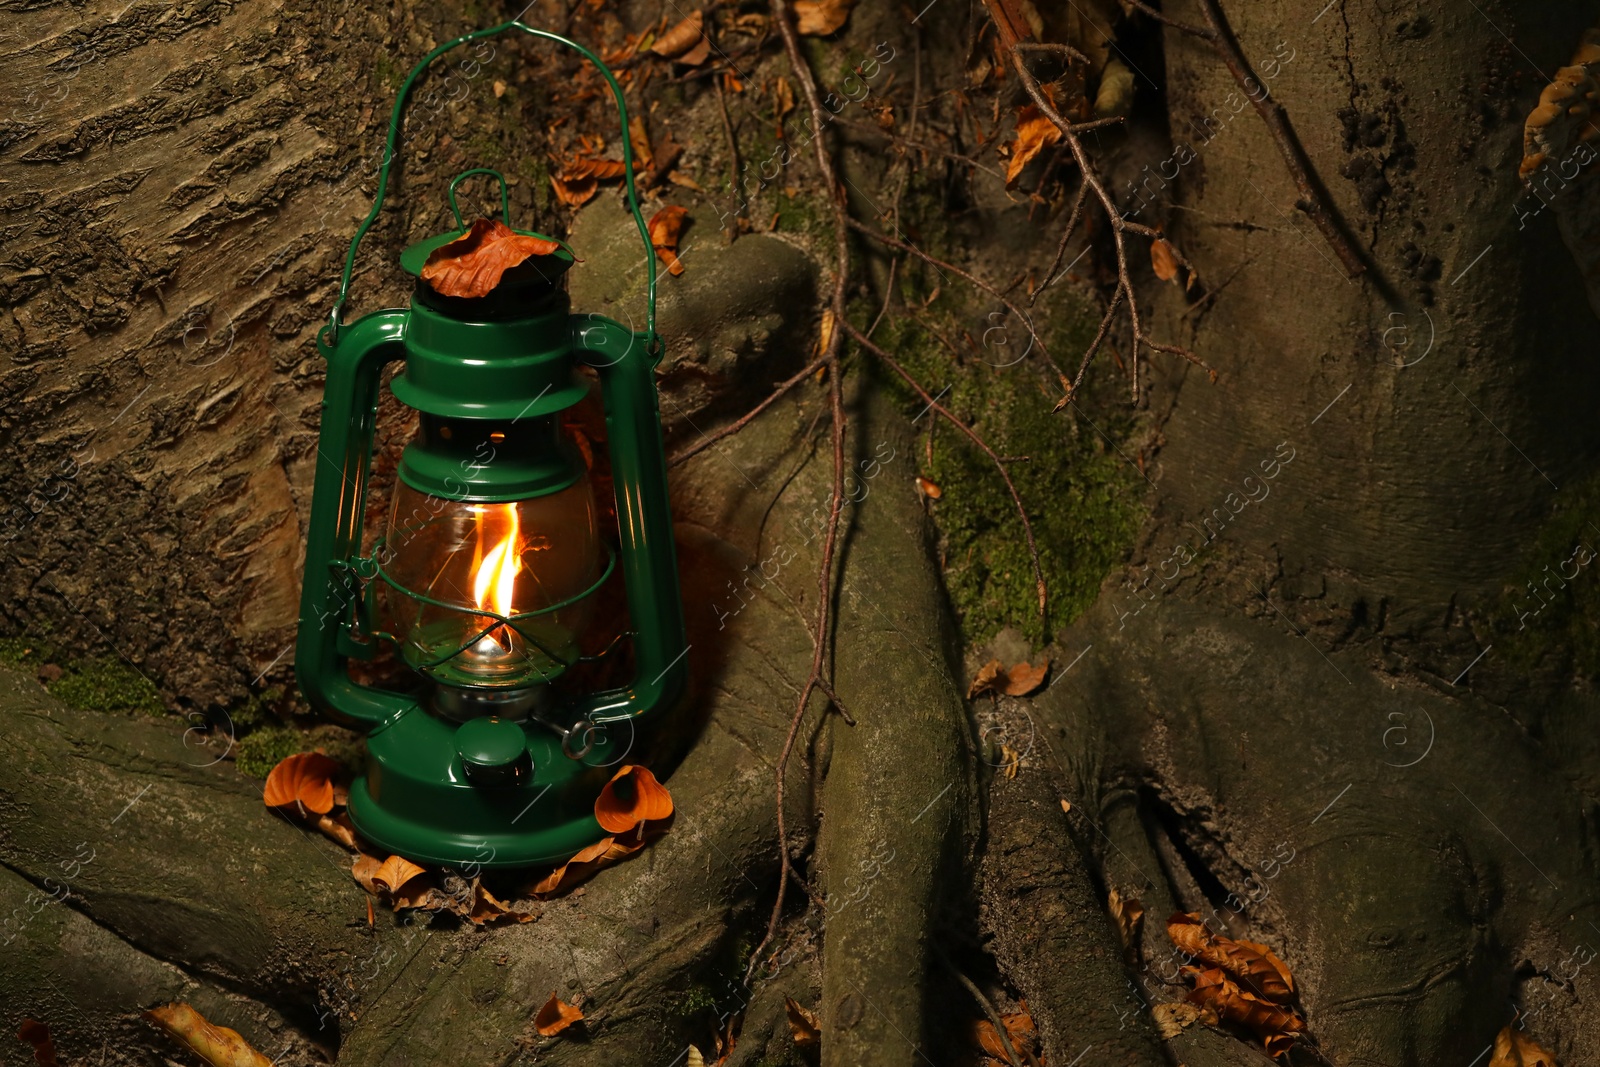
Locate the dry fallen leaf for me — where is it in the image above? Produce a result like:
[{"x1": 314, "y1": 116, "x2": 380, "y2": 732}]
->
[
  {"x1": 968, "y1": 658, "x2": 1005, "y2": 698},
  {"x1": 974, "y1": 1006, "x2": 1038, "y2": 1060},
  {"x1": 915, "y1": 476, "x2": 943, "y2": 500},
  {"x1": 421, "y1": 218, "x2": 561, "y2": 299},
  {"x1": 17, "y1": 1020, "x2": 56, "y2": 1067},
  {"x1": 528, "y1": 833, "x2": 649, "y2": 898},
  {"x1": 1167, "y1": 912, "x2": 1295, "y2": 1002},
  {"x1": 793, "y1": 0, "x2": 855, "y2": 35},
  {"x1": 535, "y1": 993, "x2": 584, "y2": 1037},
  {"x1": 1108, "y1": 887, "x2": 1146, "y2": 950},
  {"x1": 1152, "y1": 1000, "x2": 1205, "y2": 1039},
  {"x1": 351, "y1": 852, "x2": 383, "y2": 892},
  {"x1": 315, "y1": 811, "x2": 358, "y2": 851},
  {"x1": 648, "y1": 205, "x2": 691, "y2": 276},
  {"x1": 470, "y1": 881, "x2": 535, "y2": 926},
  {"x1": 651, "y1": 11, "x2": 706, "y2": 59},
  {"x1": 1003, "y1": 660, "x2": 1049, "y2": 696},
  {"x1": 1169, "y1": 913, "x2": 1305, "y2": 1057},
  {"x1": 595, "y1": 764, "x2": 675, "y2": 834},
  {"x1": 628, "y1": 115, "x2": 653, "y2": 172},
  {"x1": 784, "y1": 997, "x2": 820, "y2": 1048},
  {"x1": 1151, "y1": 238, "x2": 1180, "y2": 283},
  {"x1": 773, "y1": 75, "x2": 797, "y2": 133},
  {"x1": 1490, "y1": 1025, "x2": 1560, "y2": 1067},
  {"x1": 1185, "y1": 966, "x2": 1305, "y2": 1051},
  {"x1": 143, "y1": 1003, "x2": 272, "y2": 1067},
  {"x1": 1005, "y1": 98, "x2": 1064, "y2": 186},
  {"x1": 372, "y1": 855, "x2": 428, "y2": 895},
  {"x1": 262, "y1": 752, "x2": 340, "y2": 816}
]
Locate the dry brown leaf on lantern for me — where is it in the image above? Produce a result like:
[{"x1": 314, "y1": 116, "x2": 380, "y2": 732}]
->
[
  {"x1": 651, "y1": 10, "x2": 705, "y2": 57},
  {"x1": 1490, "y1": 1025, "x2": 1560, "y2": 1067},
  {"x1": 1167, "y1": 912, "x2": 1295, "y2": 1002},
  {"x1": 784, "y1": 997, "x2": 820, "y2": 1048},
  {"x1": 262, "y1": 752, "x2": 340, "y2": 816},
  {"x1": 1108, "y1": 887, "x2": 1145, "y2": 950},
  {"x1": 17, "y1": 1019, "x2": 57, "y2": 1067},
  {"x1": 915, "y1": 476, "x2": 942, "y2": 500},
  {"x1": 1003, "y1": 660, "x2": 1049, "y2": 696},
  {"x1": 595, "y1": 764, "x2": 675, "y2": 834},
  {"x1": 422, "y1": 218, "x2": 562, "y2": 299},
  {"x1": 648, "y1": 205, "x2": 691, "y2": 277},
  {"x1": 535, "y1": 992, "x2": 584, "y2": 1037},
  {"x1": 1005, "y1": 99, "x2": 1064, "y2": 187},
  {"x1": 793, "y1": 0, "x2": 854, "y2": 35},
  {"x1": 143, "y1": 1003, "x2": 272, "y2": 1067},
  {"x1": 968, "y1": 658, "x2": 1005, "y2": 698},
  {"x1": 1151, "y1": 238, "x2": 1180, "y2": 283},
  {"x1": 1152, "y1": 1000, "x2": 1204, "y2": 1039}
]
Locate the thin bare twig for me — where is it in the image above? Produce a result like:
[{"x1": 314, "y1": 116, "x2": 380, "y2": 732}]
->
[
  {"x1": 1031, "y1": 180, "x2": 1089, "y2": 306},
  {"x1": 845, "y1": 217, "x2": 1064, "y2": 380},
  {"x1": 1125, "y1": 0, "x2": 1213, "y2": 39},
  {"x1": 997, "y1": 32, "x2": 1210, "y2": 402},
  {"x1": 931, "y1": 944, "x2": 1037, "y2": 1067},
  {"x1": 746, "y1": 0, "x2": 853, "y2": 988},
  {"x1": 714, "y1": 77, "x2": 745, "y2": 241}
]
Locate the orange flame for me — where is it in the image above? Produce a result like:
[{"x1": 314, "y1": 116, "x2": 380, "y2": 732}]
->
[{"x1": 471, "y1": 503, "x2": 521, "y2": 652}]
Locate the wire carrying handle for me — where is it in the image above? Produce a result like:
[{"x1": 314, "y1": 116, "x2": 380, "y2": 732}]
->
[
  {"x1": 448, "y1": 167, "x2": 513, "y2": 229},
  {"x1": 325, "y1": 22, "x2": 657, "y2": 345}
]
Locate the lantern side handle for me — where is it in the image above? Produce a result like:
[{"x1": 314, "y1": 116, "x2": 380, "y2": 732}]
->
[
  {"x1": 296, "y1": 309, "x2": 417, "y2": 730},
  {"x1": 569, "y1": 314, "x2": 687, "y2": 726},
  {"x1": 329, "y1": 22, "x2": 657, "y2": 343}
]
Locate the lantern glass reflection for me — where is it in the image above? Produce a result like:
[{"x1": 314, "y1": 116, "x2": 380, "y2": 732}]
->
[{"x1": 382, "y1": 475, "x2": 603, "y2": 688}]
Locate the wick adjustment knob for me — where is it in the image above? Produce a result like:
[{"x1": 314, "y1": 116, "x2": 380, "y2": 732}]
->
[{"x1": 454, "y1": 716, "x2": 533, "y2": 786}]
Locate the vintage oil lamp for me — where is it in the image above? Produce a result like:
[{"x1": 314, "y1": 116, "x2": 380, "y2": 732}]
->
[{"x1": 294, "y1": 24, "x2": 686, "y2": 868}]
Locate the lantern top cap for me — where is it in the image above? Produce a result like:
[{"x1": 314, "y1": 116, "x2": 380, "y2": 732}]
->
[{"x1": 399, "y1": 227, "x2": 576, "y2": 284}]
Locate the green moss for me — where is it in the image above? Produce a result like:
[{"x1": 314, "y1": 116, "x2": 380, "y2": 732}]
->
[
  {"x1": 0, "y1": 638, "x2": 165, "y2": 715},
  {"x1": 48, "y1": 658, "x2": 164, "y2": 715},
  {"x1": 774, "y1": 188, "x2": 830, "y2": 241},
  {"x1": 372, "y1": 53, "x2": 403, "y2": 92},
  {"x1": 234, "y1": 725, "x2": 309, "y2": 779},
  {"x1": 1495, "y1": 470, "x2": 1600, "y2": 681},
  {"x1": 464, "y1": 132, "x2": 507, "y2": 166},
  {"x1": 678, "y1": 984, "x2": 720, "y2": 1016},
  {"x1": 873, "y1": 301, "x2": 1147, "y2": 646},
  {"x1": 519, "y1": 155, "x2": 553, "y2": 216}
]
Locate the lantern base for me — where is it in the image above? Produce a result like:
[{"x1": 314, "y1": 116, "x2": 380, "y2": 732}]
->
[{"x1": 345, "y1": 703, "x2": 641, "y2": 869}]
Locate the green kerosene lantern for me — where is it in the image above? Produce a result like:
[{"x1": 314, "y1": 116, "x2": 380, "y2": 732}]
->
[{"x1": 294, "y1": 23, "x2": 686, "y2": 869}]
